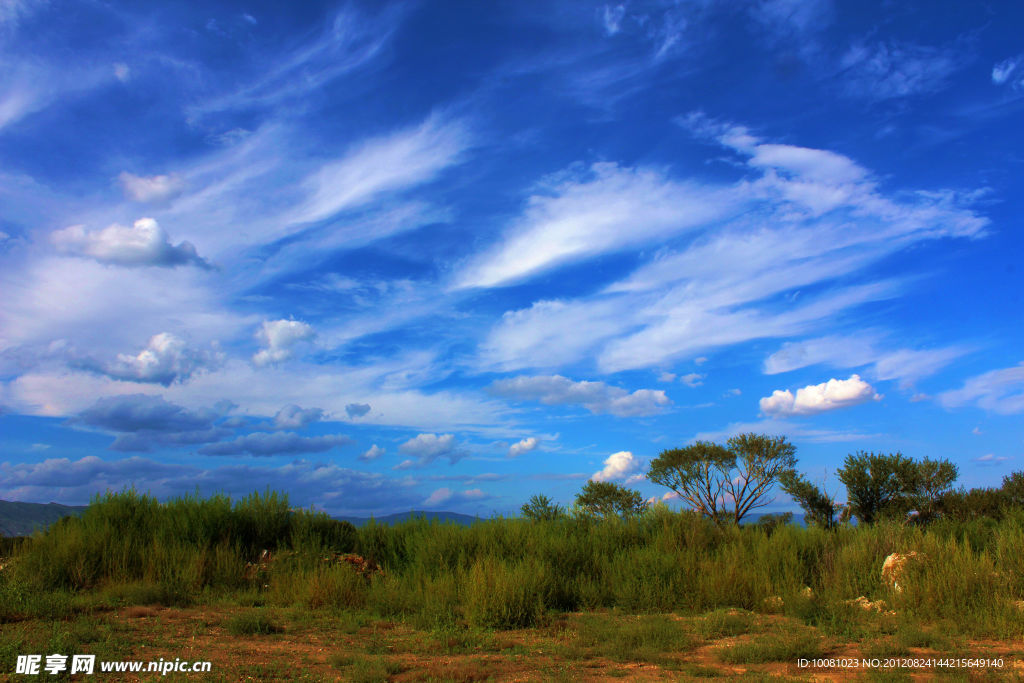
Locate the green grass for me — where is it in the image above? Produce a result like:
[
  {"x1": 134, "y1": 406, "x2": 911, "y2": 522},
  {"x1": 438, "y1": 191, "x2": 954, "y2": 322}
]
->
[
  {"x1": 225, "y1": 610, "x2": 284, "y2": 635},
  {"x1": 5, "y1": 489, "x2": 1024, "y2": 644},
  {"x1": 716, "y1": 625, "x2": 824, "y2": 663}
]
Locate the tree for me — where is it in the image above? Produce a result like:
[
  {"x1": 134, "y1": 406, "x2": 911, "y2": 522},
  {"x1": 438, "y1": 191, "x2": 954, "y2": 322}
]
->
[
  {"x1": 520, "y1": 494, "x2": 563, "y2": 522},
  {"x1": 574, "y1": 481, "x2": 648, "y2": 519},
  {"x1": 647, "y1": 433, "x2": 797, "y2": 525},
  {"x1": 778, "y1": 470, "x2": 844, "y2": 529},
  {"x1": 836, "y1": 451, "x2": 919, "y2": 524},
  {"x1": 908, "y1": 458, "x2": 958, "y2": 522},
  {"x1": 1002, "y1": 471, "x2": 1024, "y2": 509}
]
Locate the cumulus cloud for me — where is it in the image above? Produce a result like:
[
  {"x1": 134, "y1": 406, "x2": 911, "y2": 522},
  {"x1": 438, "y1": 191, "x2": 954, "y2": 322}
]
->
[
  {"x1": 488, "y1": 375, "x2": 670, "y2": 417},
  {"x1": 69, "y1": 394, "x2": 230, "y2": 452},
  {"x1": 345, "y1": 402, "x2": 371, "y2": 418},
  {"x1": 508, "y1": 437, "x2": 538, "y2": 457},
  {"x1": 396, "y1": 432, "x2": 466, "y2": 467},
  {"x1": 590, "y1": 450, "x2": 643, "y2": 483},
  {"x1": 359, "y1": 444, "x2": 385, "y2": 461},
  {"x1": 50, "y1": 218, "x2": 211, "y2": 269},
  {"x1": 252, "y1": 319, "x2": 315, "y2": 366},
  {"x1": 937, "y1": 363, "x2": 1024, "y2": 415},
  {"x1": 72, "y1": 333, "x2": 223, "y2": 386},
  {"x1": 422, "y1": 487, "x2": 489, "y2": 507},
  {"x1": 197, "y1": 432, "x2": 352, "y2": 456},
  {"x1": 759, "y1": 374, "x2": 881, "y2": 417},
  {"x1": 273, "y1": 404, "x2": 324, "y2": 429},
  {"x1": 680, "y1": 373, "x2": 704, "y2": 387},
  {"x1": 118, "y1": 172, "x2": 185, "y2": 202}
]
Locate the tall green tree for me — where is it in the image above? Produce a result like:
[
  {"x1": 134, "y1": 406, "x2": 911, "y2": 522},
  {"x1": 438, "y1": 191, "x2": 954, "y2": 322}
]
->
[
  {"x1": 574, "y1": 481, "x2": 648, "y2": 519},
  {"x1": 647, "y1": 433, "x2": 797, "y2": 525},
  {"x1": 778, "y1": 470, "x2": 844, "y2": 529},
  {"x1": 520, "y1": 494, "x2": 563, "y2": 522},
  {"x1": 836, "y1": 451, "x2": 919, "y2": 524}
]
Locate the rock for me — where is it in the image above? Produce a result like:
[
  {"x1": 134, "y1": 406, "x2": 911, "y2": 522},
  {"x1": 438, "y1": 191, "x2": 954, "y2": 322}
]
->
[
  {"x1": 323, "y1": 553, "x2": 384, "y2": 580},
  {"x1": 800, "y1": 586, "x2": 814, "y2": 599},
  {"x1": 762, "y1": 595, "x2": 784, "y2": 611},
  {"x1": 1013, "y1": 600, "x2": 1024, "y2": 613},
  {"x1": 881, "y1": 552, "x2": 922, "y2": 593},
  {"x1": 847, "y1": 595, "x2": 888, "y2": 612}
]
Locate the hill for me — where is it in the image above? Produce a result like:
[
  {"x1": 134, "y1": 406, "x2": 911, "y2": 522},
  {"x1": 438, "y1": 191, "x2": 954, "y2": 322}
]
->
[{"x1": 0, "y1": 500, "x2": 87, "y2": 537}]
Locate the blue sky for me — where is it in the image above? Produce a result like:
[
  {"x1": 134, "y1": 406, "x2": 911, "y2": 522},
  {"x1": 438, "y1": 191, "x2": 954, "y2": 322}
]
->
[{"x1": 1, "y1": 0, "x2": 1023, "y2": 517}]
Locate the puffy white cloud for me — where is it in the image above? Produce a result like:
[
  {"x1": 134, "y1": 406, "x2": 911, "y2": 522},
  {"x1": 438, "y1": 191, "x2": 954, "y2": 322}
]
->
[
  {"x1": 591, "y1": 450, "x2": 642, "y2": 482},
  {"x1": 680, "y1": 373, "x2": 704, "y2": 387},
  {"x1": 50, "y1": 218, "x2": 211, "y2": 269},
  {"x1": 73, "y1": 333, "x2": 223, "y2": 386},
  {"x1": 937, "y1": 363, "x2": 1024, "y2": 415},
  {"x1": 359, "y1": 444, "x2": 385, "y2": 461},
  {"x1": 252, "y1": 319, "x2": 315, "y2": 366},
  {"x1": 397, "y1": 433, "x2": 466, "y2": 467},
  {"x1": 508, "y1": 437, "x2": 538, "y2": 457},
  {"x1": 118, "y1": 172, "x2": 185, "y2": 202},
  {"x1": 759, "y1": 374, "x2": 881, "y2": 417},
  {"x1": 273, "y1": 404, "x2": 324, "y2": 429},
  {"x1": 345, "y1": 402, "x2": 371, "y2": 418},
  {"x1": 489, "y1": 375, "x2": 670, "y2": 417},
  {"x1": 455, "y1": 162, "x2": 738, "y2": 289}
]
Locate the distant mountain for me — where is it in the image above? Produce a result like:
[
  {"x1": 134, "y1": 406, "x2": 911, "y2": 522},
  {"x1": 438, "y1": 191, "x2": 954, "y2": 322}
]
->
[
  {"x1": 0, "y1": 500, "x2": 87, "y2": 537},
  {"x1": 334, "y1": 510, "x2": 482, "y2": 527}
]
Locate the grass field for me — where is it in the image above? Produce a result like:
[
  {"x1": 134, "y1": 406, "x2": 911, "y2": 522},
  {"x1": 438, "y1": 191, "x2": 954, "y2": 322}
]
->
[{"x1": 2, "y1": 491, "x2": 1023, "y2": 681}]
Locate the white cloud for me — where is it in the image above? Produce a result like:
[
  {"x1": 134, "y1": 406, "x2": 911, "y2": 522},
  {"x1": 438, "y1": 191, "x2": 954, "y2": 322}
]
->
[
  {"x1": 992, "y1": 56, "x2": 1021, "y2": 86},
  {"x1": 508, "y1": 437, "x2": 538, "y2": 457},
  {"x1": 759, "y1": 374, "x2": 881, "y2": 417},
  {"x1": 764, "y1": 334, "x2": 968, "y2": 388},
  {"x1": 657, "y1": 372, "x2": 676, "y2": 382},
  {"x1": 118, "y1": 172, "x2": 185, "y2": 203},
  {"x1": 290, "y1": 115, "x2": 469, "y2": 224},
  {"x1": 74, "y1": 332, "x2": 224, "y2": 386},
  {"x1": 252, "y1": 319, "x2": 315, "y2": 366},
  {"x1": 359, "y1": 444, "x2": 385, "y2": 461},
  {"x1": 397, "y1": 433, "x2": 466, "y2": 467},
  {"x1": 113, "y1": 63, "x2": 131, "y2": 83},
  {"x1": 693, "y1": 417, "x2": 882, "y2": 444},
  {"x1": 423, "y1": 487, "x2": 488, "y2": 507},
  {"x1": 489, "y1": 375, "x2": 670, "y2": 417},
  {"x1": 680, "y1": 373, "x2": 704, "y2": 387},
  {"x1": 974, "y1": 453, "x2": 1010, "y2": 466},
  {"x1": 455, "y1": 162, "x2": 739, "y2": 289},
  {"x1": 602, "y1": 4, "x2": 625, "y2": 36},
  {"x1": 591, "y1": 450, "x2": 642, "y2": 482},
  {"x1": 273, "y1": 404, "x2": 324, "y2": 429},
  {"x1": 937, "y1": 363, "x2": 1024, "y2": 415},
  {"x1": 51, "y1": 218, "x2": 212, "y2": 269}
]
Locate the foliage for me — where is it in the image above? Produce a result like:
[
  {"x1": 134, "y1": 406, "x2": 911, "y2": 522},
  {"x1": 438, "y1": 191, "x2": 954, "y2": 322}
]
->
[
  {"x1": 779, "y1": 470, "x2": 844, "y2": 529},
  {"x1": 837, "y1": 451, "x2": 920, "y2": 524},
  {"x1": 837, "y1": 452, "x2": 959, "y2": 524},
  {"x1": 520, "y1": 494, "x2": 564, "y2": 522},
  {"x1": 573, "y1": 481, "x2": 648, "y2": 519},
  {"x1": 647, "y1": 433, "x2": 797, "y2": 524}
]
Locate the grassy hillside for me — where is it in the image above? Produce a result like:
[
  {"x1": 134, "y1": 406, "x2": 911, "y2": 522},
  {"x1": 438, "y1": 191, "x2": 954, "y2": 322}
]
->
[{"x1": 0, "y1": 500, "x2": 86, "y2": 537}]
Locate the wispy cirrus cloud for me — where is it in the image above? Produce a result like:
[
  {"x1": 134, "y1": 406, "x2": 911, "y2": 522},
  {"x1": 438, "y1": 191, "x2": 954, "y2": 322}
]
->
[
  {"x1": 838, "y1": 41, "x2": 960, "y2": 101},
  {"x1": 937, "y1": 363, "x2": 1024, "y2": 414}
]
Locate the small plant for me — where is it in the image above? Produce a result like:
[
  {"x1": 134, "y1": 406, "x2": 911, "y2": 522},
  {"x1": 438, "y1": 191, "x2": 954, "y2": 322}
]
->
[
  {"x1": 716, "y1": 627, "x2": 823, "y2": 663},
  {"x1": 226, "y1": 610, "x2": 283, "y2": 635},
  {"x1": 520, "y1": 494, "x2": 564, "y2": 522}
]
